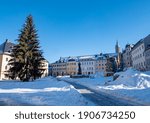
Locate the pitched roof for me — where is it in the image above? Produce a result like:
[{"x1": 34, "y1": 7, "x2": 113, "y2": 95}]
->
[
  {"x1": 132, "y1": 34, "x2": 150, "y2": 51},
  {"x1": 0, "y1": 39, "x2": 15, "y2": 54}
]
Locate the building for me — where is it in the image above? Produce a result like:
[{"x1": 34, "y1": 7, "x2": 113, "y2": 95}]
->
[
  {"x1": 131, "y1": 35, "x2": 150, "y2": 71},
  {"x1": 79, "y1": 55, "x2": 96, "y2": 75},
  {"x1": 51, "y1": 53, "x2": 120, "y2": 77},
  {"x1": 51, "y1": 58, "x2": 67, "y2": 76},
  {"x1": 66, "y1": 57, "x2": 78, "y2": 75},
  {"x1": 0, "y1": 39, "x2": 15, "y2": 80},
  {"x1": 115, "y1": 41, "x2": 121, "y2": 54},
  {"x1": 122, "y1": 44, "x2": 133, "y2": 68},
  {"x1": 115, "y1": 41, "x2": 122, "y2": 70},
  {"x1": 40, "y1": 59, "x2": 49, "y2": 77},
  {"x1": 48, "y1": 64, "x2": 53, "y2": 76},
  {"x1": 131, "y1": 40, "x2": 145, "y2": 71},
  {"x1": 50, "y1": 42, "x2": 123, "y2": 76},
  {"x1": 96, "y1": 54, "x2": 107, "y2": 75},
  {"x1": 145, "y1": 44, "x2": 150, "y2": 70}
]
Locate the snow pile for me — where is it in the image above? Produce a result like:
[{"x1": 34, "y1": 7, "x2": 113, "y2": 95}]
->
[
  {"x1": 108, "y1": 68, "x2": 150, "y2": 89},
  {"x1": 94, "y1": 72, "x2": 105, "y2": 78},
  {"x1": 58, "y1": 70, "x2": 150, "y2": 105},
  {"x1": 0, "y1": 76, "x2": 95, "y2": 106}
]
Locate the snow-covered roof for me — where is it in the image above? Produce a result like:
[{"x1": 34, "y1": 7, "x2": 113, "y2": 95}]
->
[
  {"x1": 97, "y1": 56, "x2": 107, "y2": 60},
  {"x1": 79, "y1": 55, "x2": 96, "y2": 60},
  {"x1": 52, "y1": 53, "x2": 119, "y2": 64}
]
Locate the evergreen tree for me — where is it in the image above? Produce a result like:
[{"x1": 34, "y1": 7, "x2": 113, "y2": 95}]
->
[
  {"x1": 7, "y1": 45, "x2": 21, "y2": 80},
  {"x1": 78, "y1": 62, "x2": 82, "y2": 75},
  {"x1": 8, "y1": 15, "x2": 45, "y2": 81},
  {"x1": 106, "y1": 57, "x2": 117, "y2": 75}
]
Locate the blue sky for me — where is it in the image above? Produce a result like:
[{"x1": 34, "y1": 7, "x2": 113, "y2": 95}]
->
[{"x1": 0, "y1": 0, "x2": 150, "y2": 62}]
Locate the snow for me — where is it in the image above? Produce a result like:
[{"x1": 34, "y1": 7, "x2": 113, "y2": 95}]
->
[
  {"x1": 79, "y1": 55, "x2": 95, "y2": 59},
  {"x1": 0, "y1": 77, "x2": 95, "y2": 106},
  {"x1": 97, "y1": 68, "x2": 150, "y2": 105},
  {"x1": 59, "y1": 68, "x2": 150, "y2": 105},
  {"x1": 107, "y1": 68, "x2": 150, "y2": 88},
  {"x1": 59, "y1": 75, "x2": 112, "y2": 88},
  {"x1": 1, "y1": 68, "x2": 150, "y2": 105}
]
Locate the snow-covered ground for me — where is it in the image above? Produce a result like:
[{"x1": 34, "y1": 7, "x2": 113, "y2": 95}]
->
[
  {"x1": 0, "y1": 77, "x2": 95, "y2": 106},
  {"x1": 1, "y1": 68, "x2": 150, "y2": 106},
  {"x1": 59, "y1": 68, "x2": 150, "y2": 105}
]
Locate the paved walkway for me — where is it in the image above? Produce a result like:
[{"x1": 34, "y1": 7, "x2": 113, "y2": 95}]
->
[{"x1": 58, "y1": 79, "x2": 142, "y2": 106}]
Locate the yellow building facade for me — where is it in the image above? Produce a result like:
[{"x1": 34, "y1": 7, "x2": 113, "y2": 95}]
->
[{"x1": 66, "y1": 59, "x2": 78, "y2": 75}]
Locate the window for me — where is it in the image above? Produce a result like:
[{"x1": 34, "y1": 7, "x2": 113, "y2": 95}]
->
[
  {"x1": 6, "y1": 58, "x2": 8, "y2": 61},
  {"x1": 5, "y1": 66, "x2": 7, "y2": 70},
  {"x1": 5, "y1": 74, "x2": 7, "y2": 78}
]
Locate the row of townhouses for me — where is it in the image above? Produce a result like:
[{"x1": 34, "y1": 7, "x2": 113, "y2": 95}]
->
[
  {"x1": 122, "y1": 34, "x2": 150, "y2": 71},
  {"x1": 0, "y1": 40, "x2": 49, "y2": 80},
  {"x1": 50, "y1": 42, "x2": 121, "y2": 76},
  {"x1": 51, "y1": 34, "x2": 150, "y2": 77}
]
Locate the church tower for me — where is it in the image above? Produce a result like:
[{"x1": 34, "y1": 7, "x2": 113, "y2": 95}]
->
[
  {"x1": 115, "y1": 41, "x2": 120, "y2": 53},
  {"x1": 115, "y1": 41, "x2": 122, "y2": 70}
]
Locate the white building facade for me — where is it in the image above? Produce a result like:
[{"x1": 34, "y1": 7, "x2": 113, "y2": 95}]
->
[
  {"x1": 0, "y1": 40, "x2": 15, "y2": 80},
  {"x1": 131, "y1": 34, "x2": 150, "y2": 71},
  {"x1": 131, "y1": 40, "x2": 146, "y2": 71},
  {"x1": 145, "y1": 47, "x2": 150, "y2": 71},
  {"x1": 40, "y1": 60, "x2": 49, "y2": 78},
  {"x1": 79, "y1": 56, "x2": 96, "y2": 75},
  {"x1": 51, "y1": 58, "x2": 67, "y2": 76}
]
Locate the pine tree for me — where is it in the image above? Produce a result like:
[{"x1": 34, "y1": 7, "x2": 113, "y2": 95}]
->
[
  {"x1": 7, "y1": 45, "x2": 21, "y2": 80},
  {"x1": 78, "y1": 62, "x2": 82, "y2": 75},
  {"x1": 106, "y1": 57, "x2": 117, "y2": 75},
  {"x1": 8, "y1": 15, "x2": 45, "y2": 81}
]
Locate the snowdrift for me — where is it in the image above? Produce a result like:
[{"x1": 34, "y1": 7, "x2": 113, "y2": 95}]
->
[{"x1": 108, "y1": 68, "x2": 150, "y2": 88}]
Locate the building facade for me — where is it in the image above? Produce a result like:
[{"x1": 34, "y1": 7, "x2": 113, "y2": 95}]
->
[
  {"x1": 131, "y1": 34, "x2": 150, "y2": 71},
  {"x1": 40, "y1": 60, "x2": 49, "y2": 78},
  {"x1": 0, "y1": 40, "x2": 15, "y2": 80},
  {"x1": 122, "y1": 44, "x2": 133, "y2": 68},
  {"x1": 51, "y1": 58, "x2": 67, "y2": 76},
  {"x1": 51, "y1": 54, "x2": 110, "y2": 76},
  {"x1": 66, "y1": 58, "x2": 78, "y2": 75},
  {"x1": 0, "y1": 54, "x2": 12, "y2": 80},
  {"x1": 79, "y1": 56, "x2": 96, "y2": 75},
  {"x1": 145, "y1": 45, "x2": 150, "y2": 71},
  {"x1": 50, "y1": 43, "x2": 123, "y2": 76},
  {"x1": 131, "y1": 40, "x2": 146, "y2": 71},
  {"x1": 96, "y1": 55, "x2": 107, "y2": 75}
]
